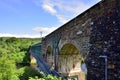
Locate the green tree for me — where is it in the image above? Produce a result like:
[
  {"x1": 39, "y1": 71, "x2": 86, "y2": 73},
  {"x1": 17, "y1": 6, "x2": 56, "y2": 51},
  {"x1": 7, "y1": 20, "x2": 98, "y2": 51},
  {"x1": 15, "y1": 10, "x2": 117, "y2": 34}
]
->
[
  {"x1": 0, "y1": 48, "x2": 9, "y2": 57},
  {"x1": 17, "y1": 66, "x2": 41, "y2": 80},
  {"x1": 0, "y1": 57, "x2": 19, "y2": 80},
  {"x1": 5, "y1": 37, "x2": 19, "y2": 43},
  {"x1": 29, "y1": 72, "x2": 61, "y2": 80}
]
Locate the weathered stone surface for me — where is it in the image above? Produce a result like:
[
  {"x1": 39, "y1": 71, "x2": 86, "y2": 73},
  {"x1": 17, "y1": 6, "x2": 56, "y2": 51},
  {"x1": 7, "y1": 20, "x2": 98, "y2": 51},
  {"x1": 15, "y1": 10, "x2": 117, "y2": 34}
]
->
[{"x1": 41, "y1": 0, "x2": 120, "y2": 80}]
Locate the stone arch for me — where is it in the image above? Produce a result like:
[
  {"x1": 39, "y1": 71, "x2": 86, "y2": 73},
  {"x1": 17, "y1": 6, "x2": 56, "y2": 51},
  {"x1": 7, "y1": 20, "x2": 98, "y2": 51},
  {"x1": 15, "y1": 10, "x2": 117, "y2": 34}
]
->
[
  {"x1": 46, "y1": 46, "x2": 54, "y2": 68},
  {"x1": 58, "y1": 43, "x2": 87, "y2": 80},
  {"x1": 30, "y1": 55, "x2": 37, "y2": 64},
  {"x1": 59, "y1": 40, "x2": 83, "y2": 56},
  {"x1": 30, "y1": 55, "x2": 38, "y2": 69}
]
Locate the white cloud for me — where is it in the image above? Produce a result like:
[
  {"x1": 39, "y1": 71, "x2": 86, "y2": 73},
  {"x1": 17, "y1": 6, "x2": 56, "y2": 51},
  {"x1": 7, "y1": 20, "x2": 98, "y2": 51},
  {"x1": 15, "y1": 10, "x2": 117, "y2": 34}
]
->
[
  {"x1": 55, "y1": 15, "x2": 67, "y2": 24},
  {"x1": 0, "y1": 27, "x2": 58, "y2": 38},
  {"x1": 42, "y1": 2, "x2": 57, "y2": 14},
  {"x1": 34, "y1": 0, "x2": 98, "y2": 24},
  {"x1": 0, "y1": 33, "x2": 40, "y2": 38},
  {"x1": 32, "y1": 26, "x2": 58, "y2": 37},
  {"x1": 32, "y1": 0, "x2": 101, "y2": 36},
  {"x1": 40, "y1": 0, "x2": 67, "y2": 24}
]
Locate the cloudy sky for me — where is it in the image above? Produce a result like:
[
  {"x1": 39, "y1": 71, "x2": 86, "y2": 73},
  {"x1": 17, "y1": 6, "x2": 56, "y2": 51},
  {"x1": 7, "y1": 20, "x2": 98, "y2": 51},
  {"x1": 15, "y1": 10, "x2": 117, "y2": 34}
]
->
[{"x1": 0, "y1": 0, "x2": 100, "y2": 38}]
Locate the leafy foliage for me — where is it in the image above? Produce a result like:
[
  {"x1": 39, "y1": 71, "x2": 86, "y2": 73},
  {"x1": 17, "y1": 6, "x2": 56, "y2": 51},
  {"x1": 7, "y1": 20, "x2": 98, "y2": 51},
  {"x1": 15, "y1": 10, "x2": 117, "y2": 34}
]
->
[
  {"x1": 17, "y1": 66, "x2": 41, "y2": 80},
  {"x1": 0, "y1": 37, "x2": 61, "y2": 80},
  {"x1": 0, "y1": 37, "x2": 41, "y2": 80},
  {"x1": 29, "y1": 72, "x2": 62, "y2": 80},
  {"x1": 0, "y1": 56, "x2": 19, "y2": 80},
  {"x1": 0, "y1": 37, "x2": 40, "y2": 63}
]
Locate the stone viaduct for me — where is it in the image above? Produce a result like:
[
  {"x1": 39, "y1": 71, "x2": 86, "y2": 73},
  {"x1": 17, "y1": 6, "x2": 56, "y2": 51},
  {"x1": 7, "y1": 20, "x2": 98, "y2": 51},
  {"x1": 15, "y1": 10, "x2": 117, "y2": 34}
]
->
[{"x1": 35, "y1": 0, "x2": 120, "y2": 80}]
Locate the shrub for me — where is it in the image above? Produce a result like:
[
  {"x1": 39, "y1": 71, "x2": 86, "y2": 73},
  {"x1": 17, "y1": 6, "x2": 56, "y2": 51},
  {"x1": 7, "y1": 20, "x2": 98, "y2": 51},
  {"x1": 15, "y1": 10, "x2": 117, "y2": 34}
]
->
[{"x1": 29, "y1": 72, "x2": 61, "y2": 80}]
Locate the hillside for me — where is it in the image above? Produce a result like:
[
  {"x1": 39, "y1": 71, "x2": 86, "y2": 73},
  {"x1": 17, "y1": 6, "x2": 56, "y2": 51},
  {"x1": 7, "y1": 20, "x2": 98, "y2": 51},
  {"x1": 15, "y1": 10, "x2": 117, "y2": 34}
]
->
[{"x1": 0, "y1": 37, "x2": 41, "y2": 64}]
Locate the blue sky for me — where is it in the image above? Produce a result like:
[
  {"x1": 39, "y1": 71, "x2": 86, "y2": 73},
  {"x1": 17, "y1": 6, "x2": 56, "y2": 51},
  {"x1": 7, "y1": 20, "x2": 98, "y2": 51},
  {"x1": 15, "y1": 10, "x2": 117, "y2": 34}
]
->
[{"x1": 0, "y1": 0, "x2": 100, "y2": 38}]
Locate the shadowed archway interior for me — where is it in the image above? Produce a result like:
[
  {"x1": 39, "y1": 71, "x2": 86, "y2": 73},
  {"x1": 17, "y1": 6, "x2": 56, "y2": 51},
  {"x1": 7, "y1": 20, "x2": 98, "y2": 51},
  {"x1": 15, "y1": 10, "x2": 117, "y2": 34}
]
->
[{"x1": 58, "y1": 43, "x2": 86, "y2": 80}]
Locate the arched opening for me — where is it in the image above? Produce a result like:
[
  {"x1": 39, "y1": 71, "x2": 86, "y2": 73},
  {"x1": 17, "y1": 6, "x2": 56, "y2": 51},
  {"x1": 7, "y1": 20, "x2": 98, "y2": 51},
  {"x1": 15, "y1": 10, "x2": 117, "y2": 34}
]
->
[
  {"x1": 58, "y1": 43, "x2": 87, "y2": 80},
  {"x1": 46, "y1": 46, "x2": 54, "y2": 68},
  {"x1": 30, "y1": 55, "x2": 37, "y2": 69}
]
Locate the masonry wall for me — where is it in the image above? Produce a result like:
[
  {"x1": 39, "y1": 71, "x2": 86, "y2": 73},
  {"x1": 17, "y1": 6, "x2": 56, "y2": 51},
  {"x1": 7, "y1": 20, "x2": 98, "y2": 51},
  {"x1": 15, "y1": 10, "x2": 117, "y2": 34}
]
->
[
  {"x1": 87, "y1": 0, "x2": 120, "y2": 80},
  {"x1": 41, "y1": 0, "x2": 120, "y2": 80}
]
